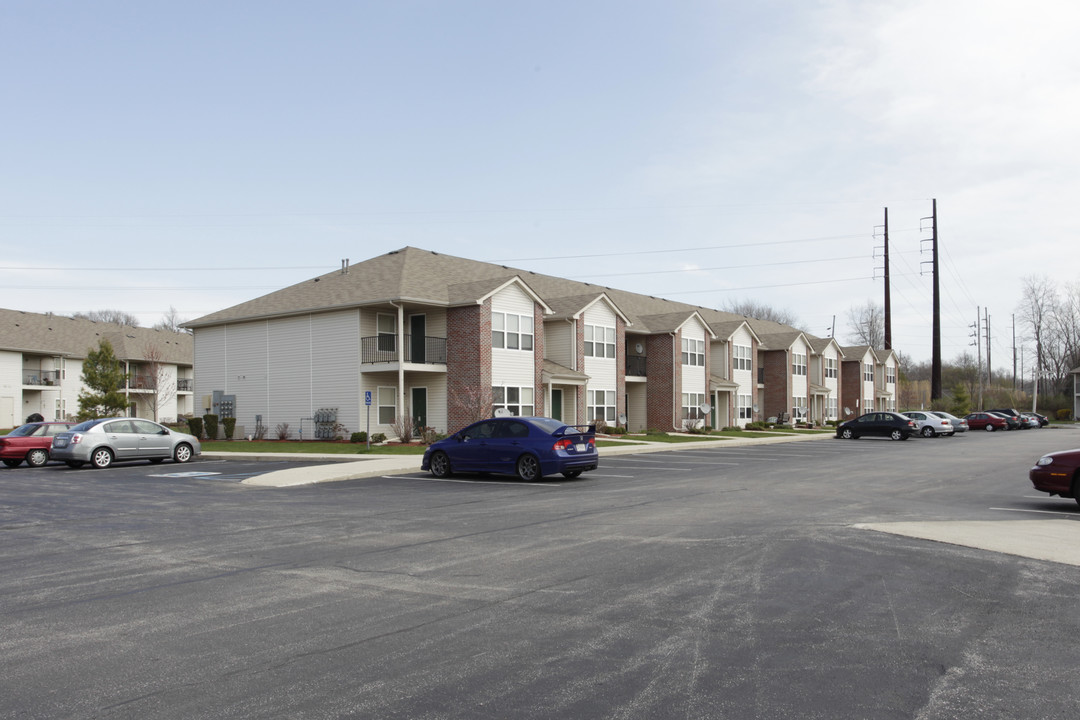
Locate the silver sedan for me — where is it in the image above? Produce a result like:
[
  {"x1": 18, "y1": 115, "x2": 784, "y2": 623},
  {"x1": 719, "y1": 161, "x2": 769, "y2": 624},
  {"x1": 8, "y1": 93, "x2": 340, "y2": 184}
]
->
[{"x1": 51, "y1": 417, "x2": 202, "y2": 469}]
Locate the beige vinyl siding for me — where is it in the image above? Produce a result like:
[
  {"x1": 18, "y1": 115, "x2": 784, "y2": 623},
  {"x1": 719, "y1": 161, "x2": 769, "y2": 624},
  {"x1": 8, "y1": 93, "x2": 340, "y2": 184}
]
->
[
  {"x1": 267, "y1": 316, "x2": 313, "y2": 438},
  {"x1": 193, "y1": 325, "x2": 227, "y2": 404},
  {"x1": 0, "y1": 351, "x2": 22, "y2": 426},
  {"x1": 223, "y1": 321, "x2": 269, "y2": 431},
  {"x1": 312, "y1": 310, "x2": 360, "y2": 436},
  {"x1": 711, "y1": 340, "x2": 728, "y2": 377},
  {"x1": 681, "y1": 319, "x2": 707, "y2": 396},
  {"x1": 491, "y1": 284, "x2": 536, "y2": 391},
  {"x1": 732, "y1": 326, "x2": 755, "y2": 426},
  {"x1": 544, "y1": 320, "x2": 574, "y2": 368}
]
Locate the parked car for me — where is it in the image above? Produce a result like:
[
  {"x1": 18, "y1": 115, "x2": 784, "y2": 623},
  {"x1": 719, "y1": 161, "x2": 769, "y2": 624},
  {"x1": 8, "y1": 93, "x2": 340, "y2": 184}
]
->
[
  {"x1": 1, "y1": 421, "x2": 75, "y2": 467},
  {"x1": 963, "y1": 412, "x2": 1009, "y2": 432},
  {"x1": 1021, "y1": 412, "x2": 1049, "y2": 428},
  {"x1": 50, "y1": 418, "x2": 201, "y2": 469},
  {"x1": 929, "y1": 411, "x2": 969, "y2": 433},
  {"x1": 422, "y1": 416, "x2": 598, "y2": 481},
  {"x1": 901, "y1": 411, "x2": 955, "y2": 438},
  {"x1": 988, "y1": 408, "x2": 1026, "y2": 429},
  {"x1": 835, "y1": 412, "x2": 916, "y2": 441},
  {"x1": 987, "y1": 411, "x2": 1021, "y2": 430},
  {"x1": 1018, "y1": 413, "x2": 1041, "y2": 429},
  {"x1": 1029, "y1": 447, "x2": 1080, "y2": 505}
]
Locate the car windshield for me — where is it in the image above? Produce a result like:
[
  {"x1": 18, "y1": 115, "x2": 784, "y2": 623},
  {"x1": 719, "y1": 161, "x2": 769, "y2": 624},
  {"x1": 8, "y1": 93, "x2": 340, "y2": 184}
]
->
[{"x1": 7, "y1": 424, "x2": 44, "y2": 437}]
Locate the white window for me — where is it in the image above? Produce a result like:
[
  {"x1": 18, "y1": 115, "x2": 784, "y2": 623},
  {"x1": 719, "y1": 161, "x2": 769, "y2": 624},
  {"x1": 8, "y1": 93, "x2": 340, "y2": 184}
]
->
[
  {"x1": 886, "y1": 366, "x2": 896, "y2": 384},
  {"x1": 865, "y1": 397, "x2": 874, "y2": 412},
  {"x1": 825, "y1": 358, "x2": 837, "y2": 379},
  {"x1": 792, "y1": 353, "x2": 807, "y2": 376},
  {"x1": 377, "y1": 386, "x2": 396, "y2": 425},
  {"x1": 587, "y1": 389, "x2": 616, "y2": 423},
  {"x1": 738, "y1": 394, "x2": 753, "y2": 420},
  {"x1": 55, "y1": 398, "x2": 66, "y2": 420},
  {"x1": 793, "y1": 396, "x2": 807, "y2": 418},
  {"x1": 682, "y1": 392, "x2": 706, "y2": 421},
  {"x1": 492, "y1": 312, "x2": 534, "y2": 351},
  {"x1": 826, "y1": 397, "x2": 838, "y2": 419},
  {"x1": 681, "y1": 338, "x2": 705, "y2": 366},
  {"x1": 585, "y1": 324, "x2": 616, "y2": 359},
  {"x1": 493, "y1": 386, "x2": 534, "y2": 416},
  {"x1": 733, "y1": 344, "x2": 752, "y2": 371}
]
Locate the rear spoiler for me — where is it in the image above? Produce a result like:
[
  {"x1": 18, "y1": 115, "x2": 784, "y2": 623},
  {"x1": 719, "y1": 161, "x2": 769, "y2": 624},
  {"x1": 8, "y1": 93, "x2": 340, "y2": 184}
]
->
[{"x1": 559, "y1": 424, "x2": 596, "y2": 436}]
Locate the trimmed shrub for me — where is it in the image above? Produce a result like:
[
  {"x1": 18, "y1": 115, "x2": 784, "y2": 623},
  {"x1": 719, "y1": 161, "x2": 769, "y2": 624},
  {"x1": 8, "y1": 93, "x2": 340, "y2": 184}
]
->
[
  {"x1": 222, "y1": 417, "x2": 236, "y2": 440},
  {"x1": 370, "y1": 432, "x2": 387, "y2": 444},
  {"x1": 186, "y1": 417, "x2": 204, "y2": 439},
  {"x1": 203, "y1": 414, "x2": 219, "y2": 441},
  {"x1": 1057, "y1": 408, "x2": 1072, "y2": 421},
  {"x1": 351, "y1": 431, "x2": 368, "y2": 443}
]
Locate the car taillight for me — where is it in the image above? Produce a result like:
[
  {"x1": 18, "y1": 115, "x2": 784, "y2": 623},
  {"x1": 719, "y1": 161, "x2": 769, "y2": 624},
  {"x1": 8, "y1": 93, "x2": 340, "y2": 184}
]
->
[
  {"x1": 70, "y1": 434, "x2": 83, "y2": 444},
  {"x1": 554, "y1": 438, "x2": 573, "y2": 451}
]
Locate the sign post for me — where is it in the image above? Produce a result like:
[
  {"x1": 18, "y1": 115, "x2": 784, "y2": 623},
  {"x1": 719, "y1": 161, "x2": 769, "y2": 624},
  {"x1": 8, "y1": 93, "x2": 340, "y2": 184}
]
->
[{"x1": 364, "y1": 391, "x2": 372, "y2": 450}]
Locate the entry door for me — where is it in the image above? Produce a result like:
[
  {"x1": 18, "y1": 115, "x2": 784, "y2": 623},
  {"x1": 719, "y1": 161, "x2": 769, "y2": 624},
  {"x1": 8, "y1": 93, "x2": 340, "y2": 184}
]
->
[
  {"x1": 551, "y1": 389, "x2": 563, "y2": 422},
  {"x1": 411, "y1": 387, "x2": 427, "y2": 431},
  {"x1": 410, "y1": 315, "x2": 426, "y2": 363}
]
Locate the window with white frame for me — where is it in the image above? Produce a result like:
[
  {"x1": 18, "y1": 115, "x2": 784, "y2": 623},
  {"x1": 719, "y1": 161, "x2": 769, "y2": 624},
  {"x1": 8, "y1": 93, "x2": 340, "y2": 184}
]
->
[
  {"x1": 492, "y1": 312, "x2": 534, "y2": 351},
  {"x1": 55, "y1": 398, "x2": 66, "y2": 420},
  {"x1": 825, "y1": 357, "x2": 837, "y2": 379},
  {"x1": 738, "y1": 394, "x2": 753, "y2": 420},
  {"x1": 493, "y1": 386, "x2": 534, "y2": 416},
  {"x1": 585, "y1": 325, "x2": 616, "y2": 359},
  {"x1": 587, "y1": 389, "x2": 616, "y2": 422},
  {"x1": 681, "y1": 338, "x2": 705, "y2": 366},
  {"x1": 792, "y1": 396, "x2": 807, "y2": 418},
  {"x1": 733, "y1": 344, "x2": 752, "y2": 371},
  {"x1": 826, "y1": 397, "x2": 838, "y2": 419},
  {"x1": 377, "y1": 386, "x2": 397, "y2": 425},
  {"x1": 865, "y1": 397, "x2": 874, "y2": 412},
  {"x1": 682, "y1": 392, "x2": 706, "y2": 420},
  {"x1": 863, "y1": 363, "x2": 874, "y2": 382},
  {"x1": 377, "y1": 313, "x2": 396, "y2": 352},
  {"x1": 886, "y1": 366, "x2": 896, "y2": 384},
  {"x1": 792, "y1": 353, "x2": 807, "y2": 376}
]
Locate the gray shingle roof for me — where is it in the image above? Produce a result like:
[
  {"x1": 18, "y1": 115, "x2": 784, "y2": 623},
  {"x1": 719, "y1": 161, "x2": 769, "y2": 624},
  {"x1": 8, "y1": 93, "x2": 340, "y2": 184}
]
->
[{"x1": 0, "y1": 308, "x2": 193, "y2": 364}]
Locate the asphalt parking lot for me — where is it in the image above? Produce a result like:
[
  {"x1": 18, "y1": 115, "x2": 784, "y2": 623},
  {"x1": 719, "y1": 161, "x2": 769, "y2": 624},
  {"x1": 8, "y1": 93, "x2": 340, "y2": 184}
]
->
[{"x1": 3, "y1": 426, "x2": 1080, "y2": 718}]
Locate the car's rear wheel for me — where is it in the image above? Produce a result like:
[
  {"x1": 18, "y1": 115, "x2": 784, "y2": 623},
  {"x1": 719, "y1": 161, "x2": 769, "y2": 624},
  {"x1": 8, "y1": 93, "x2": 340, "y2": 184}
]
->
[
  {"x1": 173, "y1": 443, "x2": 193, "y2": 463},
  {"x1": 90, "y1": 447, "x2": 114, "y2": 469},
  {"x1": 562, "y1": 470, "x2": 583, "y2": 479},
  {"x1": 429, "y1": 451, "x2": 452, "y2": 478},
  {"x1": 921, "y1": 426, "x2": 934, "y2": 438},
  {"x1": 890, "y1": 429, "x2": 904, "y2": 441},
  {"x1": 840, "y1": 428, "x2": 855, "y2": 440},
  {"x1": 985, "y1": 424, "x2": 995, "y2": 432},
  {"x1": 516, "y1": 454, "x2": 541, "y2": 481},
  {"x1": 26, "y1": 449, "x2": 49, "y2": 467},
  {"x1": 3, "y1": 458, "x2": 21, "y2": 468}
]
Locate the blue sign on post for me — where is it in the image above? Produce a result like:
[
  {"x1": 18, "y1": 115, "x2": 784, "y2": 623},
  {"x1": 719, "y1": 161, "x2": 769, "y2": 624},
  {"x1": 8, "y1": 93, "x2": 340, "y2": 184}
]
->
[
  {"x1": 364, "y1": 391, "x2": 372, "y2": 449},
  {"x1": 365, "y1": 391, "x2": 372, "y2": 406}
]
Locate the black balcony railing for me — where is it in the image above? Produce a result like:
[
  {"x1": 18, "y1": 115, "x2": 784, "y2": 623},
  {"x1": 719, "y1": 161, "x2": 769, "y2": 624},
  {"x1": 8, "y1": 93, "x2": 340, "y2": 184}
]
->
[
  {"x1": 361, "y1": 335, "x2": 447, "y2": 364},
  {"x1": 758, "y1": 367, "x2": 766, "y2": 384},
  {"x1": 626, "y1": 355, "x2": 647, "y2": 376},
  {"x1": 177, "y1": 378, "x2": 193, "y2": 391},
  {"x1": 22, "y1": 370, "x2": 60, "y2": 386}
]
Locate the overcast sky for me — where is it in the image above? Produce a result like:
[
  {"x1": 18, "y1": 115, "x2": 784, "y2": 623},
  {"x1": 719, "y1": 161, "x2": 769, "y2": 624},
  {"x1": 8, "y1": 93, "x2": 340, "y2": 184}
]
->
[{"x1": 3, "y1": 1, "x2": 1077, "y2": 368}]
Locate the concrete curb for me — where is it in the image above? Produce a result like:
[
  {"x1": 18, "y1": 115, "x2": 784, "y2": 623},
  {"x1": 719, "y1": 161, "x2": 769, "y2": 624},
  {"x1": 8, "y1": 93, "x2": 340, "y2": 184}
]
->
[{"x1": 219, "y1": 431, "x2": 836, "y2": 487}]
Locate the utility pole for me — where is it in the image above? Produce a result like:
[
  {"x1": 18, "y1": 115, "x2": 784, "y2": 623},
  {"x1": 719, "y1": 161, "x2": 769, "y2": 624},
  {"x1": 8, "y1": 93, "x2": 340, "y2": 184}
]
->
[
  {"x1": 974, "y1": 307, "x2": 983, "y2": 409},
  {"x1": 985, "y1": 309, "x2": 991, "y2": 387},
  {"x1": 883, "y1": 208, "x2": 891, "y2": 350},
  {"x1": 921, "y1": 200, "x2": 941, "y2": 399}
]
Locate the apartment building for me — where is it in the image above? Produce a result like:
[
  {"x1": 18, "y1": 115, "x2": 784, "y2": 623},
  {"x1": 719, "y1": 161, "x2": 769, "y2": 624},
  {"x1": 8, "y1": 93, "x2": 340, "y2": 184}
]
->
[
  {"x1": 185, "y1": 247, "x2": 899, "y2": 438},
  {"x1": 0, "y1": 309, "x2": 194, "y2": 427}
]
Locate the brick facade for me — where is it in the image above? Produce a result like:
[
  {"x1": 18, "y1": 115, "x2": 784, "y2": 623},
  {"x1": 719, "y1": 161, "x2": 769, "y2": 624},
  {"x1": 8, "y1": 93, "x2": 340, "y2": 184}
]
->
[
  {"x1": 446, "y1": 302, "x2": 492, "y2": 432},
  {"x1": 763, "y1": 349, "x2": 791, "y2": 420},
  {"x1": 645, "y1": 333, "x2": 676, "y2": 430}
]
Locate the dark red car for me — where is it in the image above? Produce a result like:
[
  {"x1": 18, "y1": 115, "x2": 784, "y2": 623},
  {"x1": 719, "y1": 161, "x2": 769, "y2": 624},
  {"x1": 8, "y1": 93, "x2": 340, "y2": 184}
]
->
[
  {"x1": 963, "y1": 412, "x2": 1009, "y2": 432},
  {"x1": 0, "y1": 421, "x2": 75, "y2": 467},
  {"x1": 1030, "y1": 448, "x2": 1080, "y2": 505}
]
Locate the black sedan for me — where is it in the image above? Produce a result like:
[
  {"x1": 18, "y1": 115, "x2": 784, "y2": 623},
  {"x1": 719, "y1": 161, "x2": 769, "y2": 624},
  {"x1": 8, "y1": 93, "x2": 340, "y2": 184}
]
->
[{"x1": 835, "y1": 412, "x2": 916, "y2": 441}]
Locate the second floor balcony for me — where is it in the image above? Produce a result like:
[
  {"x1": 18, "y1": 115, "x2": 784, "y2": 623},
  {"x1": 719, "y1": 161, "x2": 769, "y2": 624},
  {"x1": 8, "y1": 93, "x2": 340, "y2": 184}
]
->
[
  {"x1": 23, "y1": 370, "x2": 60, "y2": 386},
  {"x1": 362, "y1": 335, "x2": 447, "y2": 365},
  {"x1": 626, "y1": 355, "x2": 647, "y2": 377}
]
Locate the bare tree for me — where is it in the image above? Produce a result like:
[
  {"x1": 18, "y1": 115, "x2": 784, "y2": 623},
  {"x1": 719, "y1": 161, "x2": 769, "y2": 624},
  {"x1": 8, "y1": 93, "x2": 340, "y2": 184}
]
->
[
  {"x1": 722, "y1": 299, "x2": 802, "y2": 329},
  {"x1": 1017, "y1": 275, "x2": 1057, "y2": 398},
  {"x1": 153, "y1": 306, "x2": 190, "y2": 334},
  {"x1": 72, "y1": 309, "x2": 140, "y2": 326},
  {"x1": 139, "y1": 344, "x2": 177, "y2": 422},
  {"x1": 844, "y1": 301, "x2": 884, "y2": 348}
]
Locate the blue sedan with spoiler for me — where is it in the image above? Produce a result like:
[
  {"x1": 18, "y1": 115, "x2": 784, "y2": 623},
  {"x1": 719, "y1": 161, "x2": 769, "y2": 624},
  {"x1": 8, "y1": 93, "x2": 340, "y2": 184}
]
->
[{"x1": 422, "y1": 416, "x2": 598, "y2": 481}]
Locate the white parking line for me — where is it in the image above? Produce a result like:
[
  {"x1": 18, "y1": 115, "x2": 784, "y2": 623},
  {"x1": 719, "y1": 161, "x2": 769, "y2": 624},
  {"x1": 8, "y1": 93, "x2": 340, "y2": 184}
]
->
[{"x1": 991, "y1": 507, "x2": 1080, "y2": 518}]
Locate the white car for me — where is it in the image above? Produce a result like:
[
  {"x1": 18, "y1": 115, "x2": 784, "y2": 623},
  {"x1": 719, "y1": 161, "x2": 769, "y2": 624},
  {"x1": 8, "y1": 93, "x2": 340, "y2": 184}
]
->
[
  {"x1": 902, "y1": 411, "x2": 956, "y2": 438},
  {"x1": 51, "y1": 418, "x2": 202, "y2": 469}
]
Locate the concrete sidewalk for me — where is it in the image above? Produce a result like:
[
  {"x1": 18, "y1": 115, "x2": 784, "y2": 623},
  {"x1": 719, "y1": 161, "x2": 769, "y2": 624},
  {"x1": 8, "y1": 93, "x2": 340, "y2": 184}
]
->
[{"x1": 208, "y1": 431, "x2": 834, "y2": 488}]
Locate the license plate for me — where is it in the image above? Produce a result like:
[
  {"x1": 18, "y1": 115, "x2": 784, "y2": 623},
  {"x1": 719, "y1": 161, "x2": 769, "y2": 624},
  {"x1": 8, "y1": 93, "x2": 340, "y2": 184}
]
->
[
  {"x1": 575, "y1": 443, "x2": 587, "y2": 452},
  {"x1": 54, "y1": 439, "x2": 68, "y2": 448}
]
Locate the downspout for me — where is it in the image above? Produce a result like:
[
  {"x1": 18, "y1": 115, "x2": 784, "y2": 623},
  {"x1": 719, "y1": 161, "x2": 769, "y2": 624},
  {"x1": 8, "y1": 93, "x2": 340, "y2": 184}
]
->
[
  {"x1": 671, "y1": 332, "x2": 678, "y2": 431},
  {"x1": 391, "y1": 301, "x2": 406, "y2": 431}
]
